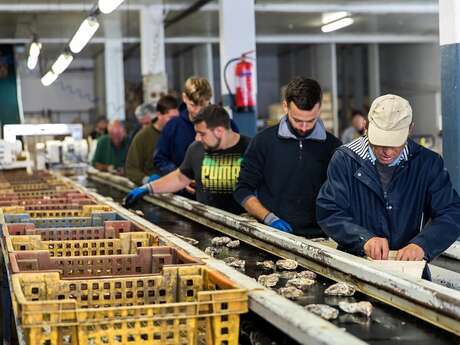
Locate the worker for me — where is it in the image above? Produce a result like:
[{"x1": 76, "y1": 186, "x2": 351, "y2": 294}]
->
[
  {"x1": 153, "y1": 77, "x2": 239, "y2": 178},
  {"x1": 125, "y1": 95, "x2": 179, "y2": 185},
  {"x1": 90, "y1": 116, "x2": 108, "y2": 139},
  {"x1": 125, "y1": 105, "x2": 250, "y2": 214},
  {"x1": 92, "y1": 119, "x2": 129, "y2": 174},
  {"x1": 127, "y1": 102, "x2": 156, "y2": 143},
  {"x1": 234, "y1": 77, "x2": 342, "y2": 236},
  {"x1": 341, "y1": 110, "x2": 367, "y2": 144},
  {"x1": 316, "y1": 94, "x2": 460, "y2": 264}
]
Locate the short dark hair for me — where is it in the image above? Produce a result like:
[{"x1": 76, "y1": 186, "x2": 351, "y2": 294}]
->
[
  {"x1": 284, "y1": 77, "x2": 322, "y2": 111},
  {"x1": 156, "y1": 95, "x2": 179, "y2": 115},
  {"x1": 192, "y1": 104, "x2": 230, "y2": 129},
  {"x1": 351, "y1": 109, "x2": 366, "y2": 119},
  {"x1": 95, "y1": 115, "x2": 108, "y2": 125}
]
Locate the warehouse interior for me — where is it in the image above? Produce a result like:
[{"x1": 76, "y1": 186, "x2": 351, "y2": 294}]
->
[{"x1": 1, "y1": 1, "x2": 460, "y2": 345}]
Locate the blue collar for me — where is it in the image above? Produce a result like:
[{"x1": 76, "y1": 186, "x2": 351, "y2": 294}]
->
[{"x1": 277, "y1": 115, "x2": 327, "y2": 141}]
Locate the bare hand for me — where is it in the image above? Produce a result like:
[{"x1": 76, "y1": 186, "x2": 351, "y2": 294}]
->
[
  {"x1": 185, "y1": 181, "x2": 196, "y2": 194},
  {"x1": 396, "y1": 243, "x2": 424, "y2": 261},
  {"x1": 364, "y1": 237, "x2": 389, "y2": 260}
]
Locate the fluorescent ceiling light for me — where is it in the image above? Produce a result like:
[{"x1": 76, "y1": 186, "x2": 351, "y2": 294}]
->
[
  {"x1": 29, "y1": 41, "x2": 41, "y2": 58},
  {"x1": 27, "y1": 55, "x2": 38, "y2": 70},
  {"x1": 52, "y1": 52, "x2": 74, "y2": 74},
  {"x1": 69, "y1": 16, "x2": 100, "y2": 54},
  {"x1": 98, "y1": 0, "x2": 125, "y2": 14},
  {"x1": 41, "y1": 70, "x2": 58, "y2": 86},
  {"x1": 322, "y1": 11, "x2": 349, "y2": 25},
  {"x1": 321, "y1": 17, "x2": 354, "y2": 33}
]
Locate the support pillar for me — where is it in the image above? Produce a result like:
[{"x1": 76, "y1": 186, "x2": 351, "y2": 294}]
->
[
  {"x1": 219, "y1": 0, "x2": 257, "y2": 136},
  {"x1": 140, "y1": 4, "x2": 167, "y2": 104},
  {"x1": 440, "y1": 0, "x2": 460, "y2": 191},
  {"x1": 104, "y1": 13, "x2": 125, "y2": 120},
  {"x1": 194, "y1": 44, "x2": 215, "y2": 102},
  {"x1": 368, "y1": 43, "x2": 381, "y2": 102}
]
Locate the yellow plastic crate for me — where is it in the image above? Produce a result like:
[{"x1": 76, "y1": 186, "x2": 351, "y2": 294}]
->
[
  {"x1": 12, "y1": 266, "x2": 248, "y2": 345},
  {"x1": 2, "y1": 205, "x2": 112, "y2": 218},
  {"x1": 6, "y1": 232, "x2": 160, "y2": 256}
]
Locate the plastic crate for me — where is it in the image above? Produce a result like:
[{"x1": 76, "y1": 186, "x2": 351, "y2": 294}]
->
[
  {"x1": 0, "y1": 189, "x2": 78, "y2": 198},
  {"x1": 6, "y1": 232, "x2": 160, "y2": 256},
  {"x1": 4, "y1": 220, "x2": 142, "y2": 240},
  {"x1": 0, "y1": 191, "x2": 89, "y2": 202},
  {"x1": 1, "y1": 205, "x2": 112, "y2": 218},
  {"x1": 9, "y1": 246, "x2": 203, "y2": 277},
  {"x1": 12, "y1": 266, "x2": 248, "y2": 345},
  {"x1": 4, "y1": 212, "x2": 119, "y2": 228}
]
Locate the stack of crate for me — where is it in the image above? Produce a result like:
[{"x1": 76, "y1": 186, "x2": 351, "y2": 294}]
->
[{"x1": 0, "y1": 170, "x2": 248, "y2": 345}]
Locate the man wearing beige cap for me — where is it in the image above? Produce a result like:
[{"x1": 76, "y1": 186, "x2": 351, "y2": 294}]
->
[{"x1": 316, "y1": 94, "x2": 460, "y2": 265}]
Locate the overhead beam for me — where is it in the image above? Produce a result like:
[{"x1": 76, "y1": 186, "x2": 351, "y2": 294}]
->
[{"x1": 0, "y1": 2, "x2": 437, "y2": 13}]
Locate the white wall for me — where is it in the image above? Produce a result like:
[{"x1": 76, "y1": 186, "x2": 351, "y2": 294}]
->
[
  {"x1": 19, "y1": 58, "x2": 96, "y2": 124},
  {"x1": 379, "y1": 43, "x2": 441, "y2": 136}
]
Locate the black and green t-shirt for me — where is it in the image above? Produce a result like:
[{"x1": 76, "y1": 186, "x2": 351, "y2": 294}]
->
[{"x1": 179, "y1": 135, "x2": 251, "y2": 214}]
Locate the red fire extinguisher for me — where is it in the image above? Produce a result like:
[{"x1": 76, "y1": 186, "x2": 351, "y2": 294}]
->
[
  {"x1": 234, "y1": 58, "x2": 255, "y2": 112},
  {"x1": 224, "y1": 51, "x2": 256, "y2": 112}
]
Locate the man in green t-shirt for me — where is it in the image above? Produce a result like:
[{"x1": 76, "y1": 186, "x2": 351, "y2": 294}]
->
[
  {"x1": 92, "y1": 120, "x2": 129, "y2": 174},
  {"x1": 125, "y1": 96, "x2": 179, "y2": 185}
]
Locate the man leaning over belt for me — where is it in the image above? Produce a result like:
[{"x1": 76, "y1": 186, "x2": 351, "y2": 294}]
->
[{"x1": 316, "y1": 94, "x2": 460, "y2": 263}]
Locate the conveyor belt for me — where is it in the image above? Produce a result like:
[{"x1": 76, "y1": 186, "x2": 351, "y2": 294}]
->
[{"x1": 86, "y1": 179, "x2": 460, "y2": 345}]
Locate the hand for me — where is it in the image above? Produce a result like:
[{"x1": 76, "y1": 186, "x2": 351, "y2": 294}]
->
[
  {"x1": 146, "y1": 174, "x2": 161, "y2": 183},
  {"x1": 270, "y1": 219, "x2": 293, "y2": 233},
  {"x1": 185, "y1": 180, "x2": 196, "y2": 194},
  {"x1": 124, "y1": 186, "x2": 149, "y2": 207},
  {"x1": 396, "y1": 243, "x2": 425, "y2": 261},
  {"x1": 364, "y1": 237, "x2": 389, "y2": 260}
]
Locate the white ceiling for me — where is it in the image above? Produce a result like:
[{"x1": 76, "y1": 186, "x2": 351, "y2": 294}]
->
[{"x1": 0, "y1": 0, "x2": 439, "y2": 60}]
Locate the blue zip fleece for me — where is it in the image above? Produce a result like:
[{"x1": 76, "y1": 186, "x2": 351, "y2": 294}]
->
[
  {"x1": 154, "y1": 103, "x2": 240, "y2": 175},
  {"x1": 234, "y1": 116, "x2": 341, "y2": 236},
  {"x1": 316, "y1": 136, "x2": 460, "y2": 261}
]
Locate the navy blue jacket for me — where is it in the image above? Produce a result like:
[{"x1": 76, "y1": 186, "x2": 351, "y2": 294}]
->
[
  {"x1": 234, "y1": 116, "x2": 341, "y2": 237},
  {"x1": 316, "y1": 136, "x2": 460, "y2": 261},
  {"x1": 154, "y1": 103, "x2": 239, "y2": 175}
]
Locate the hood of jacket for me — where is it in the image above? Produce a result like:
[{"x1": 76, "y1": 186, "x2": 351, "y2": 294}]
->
[{"x1": 277, "y1": 115, "x2": 327, "y2": 141}]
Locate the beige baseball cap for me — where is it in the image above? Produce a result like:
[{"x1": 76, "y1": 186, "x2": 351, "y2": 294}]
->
[{"x1": 367, "y1": 94, "x2": 412, "y2": 147}]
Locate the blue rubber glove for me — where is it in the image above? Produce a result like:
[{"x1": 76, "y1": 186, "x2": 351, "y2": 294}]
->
[
  {"x1": 146, "y1": 174, "x2": 161, "y2": 183},
  {"x1": 124, "y1": 186, "x2": 149, "y2": 207},
  {"x1": 264, "y1": 212, "x2": 293, "y2": 233}
]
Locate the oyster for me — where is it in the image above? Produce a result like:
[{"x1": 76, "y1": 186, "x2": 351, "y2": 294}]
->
[
  {"x1": 204, "y1": 247, "x2": 218, "y2": 257},
  {"x1": 305, "y1": 304, "x2": 339, "y2": 320},
  {"x1": 226, "y1": 240, "x2": 240, "y2": 248},
  {"x1": 257, "y1": 273, "x2": 280, "y2": 288},
  {"x1": 256, "y1": 260, "x2": 275, "y2": 271},
  {"x1": 223, "y1": 256, "x2": 245, "y2": 270},
  {"x1": 278, "y1": 286, "x2": 303, "y2": 299},
  {"x1": 324, "y1": 282, "x2": 355, "y2": 297},
  {"x1": 338, "y1": 301, "x2": 373, "y2": 317},
  {"x1": 211, "y1": 236, "x2": 232, "y2": 246},
  {"x1": 286, "y1": 277, "x2": 316, "y2": 290},
  {"x1": 279, "y1": 271, "x2": 298, "y2": 280},
  {"x1": 174, "y1": 233, "x2": 199, "y2": 245},
  {"x1": 276, "y1": 259, "x2": 298, "y2": 270},
  {"x1": 297, "y1": 270, "x2": 317, "y2": 280}
]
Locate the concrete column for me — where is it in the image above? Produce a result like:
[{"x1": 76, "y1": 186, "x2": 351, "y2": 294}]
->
[
  {"x1": 94, "y1": 52, "x2": 105, "y2": 118},
  {"x1": 193, "y1": 44, "x2": 215, "y2": 102},
  {"x1": 440, "y1": 0, "x2": 460, "y2": 191},
  {"x1": 140, "y1": 5, "x2": 167, "y2": 103},
  {"x1": 104, "y1": 13, "x2": 125, "y2": 120},
  {"x1": 368, "y1": 43, "x2": 381, "y2": 101},
  {"x1": 219, "y1": 0, "x2": 257, "y2": 136}
]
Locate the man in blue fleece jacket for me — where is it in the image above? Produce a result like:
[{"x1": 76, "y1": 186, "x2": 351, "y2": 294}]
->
[
  {"x1": 234, "y1": 77, "x2": 341, "y2": 236},
  {"x1": 317, "y1": 94, "x2": 460, "y2": 263}
]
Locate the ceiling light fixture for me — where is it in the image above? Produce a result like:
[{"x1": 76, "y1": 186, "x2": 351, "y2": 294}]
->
[
  {"x1": 41, "y1": 70, "x2": 58, "y2": 86},
  {"x1": 27, "y1": 55, "x2": 38, "y2": 70},
  {"x1": 52, "y1": 52, "x2": 74, "y2": 75},
  {"x1": 322, "y1": 12, "x2": 349, "y2": 25},
  {"x1": 69, "y1": 16, "x2": 100, "y2": 54},
  {"x1": 321, "y1": 17, "x2": 354, "y2": 33},
  {"x1": 98, "y1": 0, "x2": 125, "y2": 14}
]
